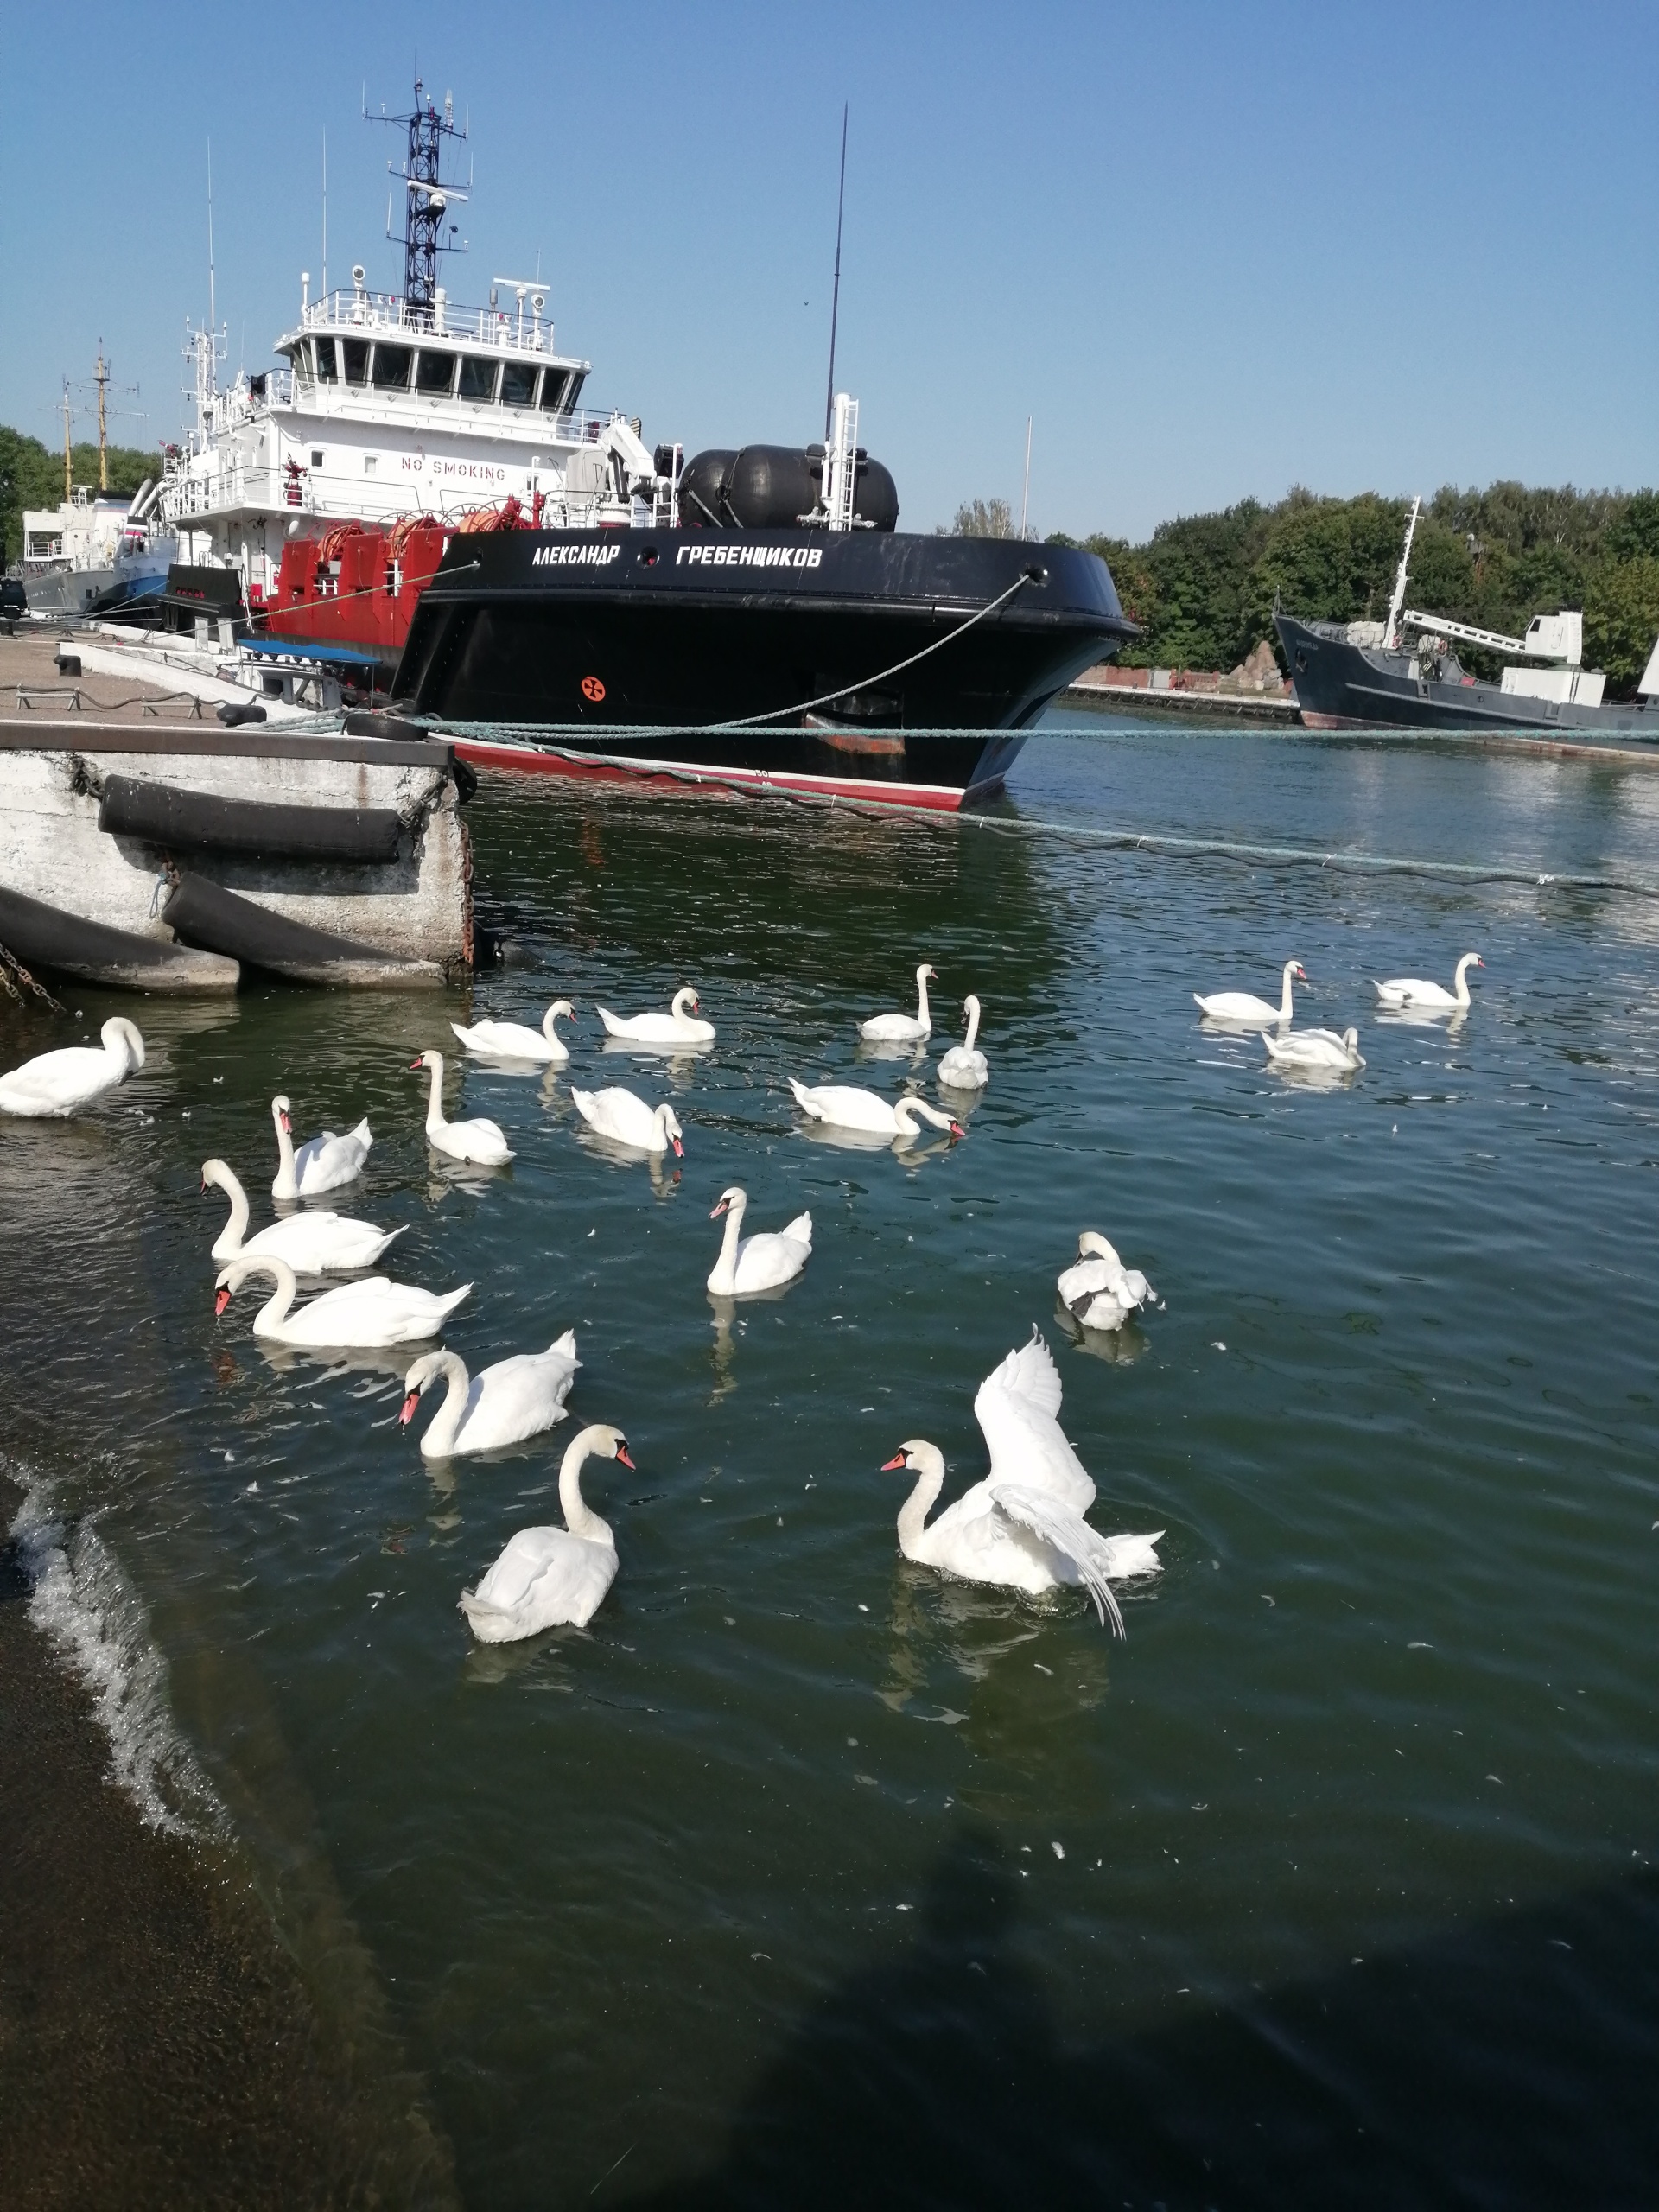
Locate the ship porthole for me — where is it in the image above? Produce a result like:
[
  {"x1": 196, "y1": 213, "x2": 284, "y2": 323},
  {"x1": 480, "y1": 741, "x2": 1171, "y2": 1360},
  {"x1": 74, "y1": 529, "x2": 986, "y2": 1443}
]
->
[
  {"x1": 582, "y1": 675, "x2": 607, "y2": 702},
  {"x1": 640, "y1": 545, "x2": 659, "y2": 568}
]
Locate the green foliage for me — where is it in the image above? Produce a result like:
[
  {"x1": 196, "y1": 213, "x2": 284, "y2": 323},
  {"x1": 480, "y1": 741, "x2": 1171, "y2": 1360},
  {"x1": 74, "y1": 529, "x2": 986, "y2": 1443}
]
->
[
  {"x1": 0, "y1": 423, "x2": 160, "y2": 564},
  {"x1": 1051, "y1": 478, "x2": 1659, "y2": 692},
  {"x1": 950, "y1": 497, "x2": 1017, "y2": 539}
]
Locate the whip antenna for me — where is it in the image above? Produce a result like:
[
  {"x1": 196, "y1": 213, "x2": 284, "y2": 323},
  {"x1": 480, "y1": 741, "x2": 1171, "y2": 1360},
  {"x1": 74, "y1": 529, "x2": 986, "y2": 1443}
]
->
[{"x1": 823, "y1": 103, "x2": 848, "y2": 441}]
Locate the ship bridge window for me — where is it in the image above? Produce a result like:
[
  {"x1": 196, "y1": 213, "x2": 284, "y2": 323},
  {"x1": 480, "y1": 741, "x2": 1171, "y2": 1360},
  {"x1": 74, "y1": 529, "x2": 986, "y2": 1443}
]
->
[
  {"x1": 457, "y1": 355, "x2": 499, "y2": 403},
  {"x1": 500, "y1": 360, "x2": 537, "y2": 408},
  {"x1": 372, "y1": 344, "x2": 412, "y2": 391},
  {"x1": 539, "y1": 371, "x2": 570, "y2": 413},
  {"x1": 312, "y1": 338, "x2": 339, "y2": 384},
  {"x1": 415, "y1": 350, "x2": 456, "y2": 397},
  {"x1": 341, "y1": 340, "x2": 370, "y2": 386}
]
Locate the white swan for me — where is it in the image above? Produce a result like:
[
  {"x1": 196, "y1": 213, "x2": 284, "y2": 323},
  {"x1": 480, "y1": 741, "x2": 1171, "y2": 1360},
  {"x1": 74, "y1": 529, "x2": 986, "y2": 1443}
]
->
[
  {"x1": 400, "y1": 1330, "x2": 580, "y2": 1458},
  {"x1": 214, "y1": 1254, "x2": 471, "y2": 1347},
  {"x1": 1194, "y1": 960, "x2": 1306, "y2": 1026},
  {"x1": 860, "y1": 963, "x2": 936, "y2": 1043},
  {"x1": 938, "y1": 995, "x2": 989, "y2": 1090},
  {"x1": 594, "y1": 986, "x2": 715, "y2": 1047},
  {"x1": 570, "y1": 1084, "x2": 683, "y2": 1156},
  {"x1": 970, "y1": 1329, "x2": 1100, "y2": 1513},
  {"x1": 270, "y1": 1094, "x2": 372, "y2": 1199},
  {"x1": 202, "y1": 1158, "x2": 405, "y2": 1272},
  {"x1": 707, "y1": 1185, "x2": 812, "y2": 1296},
  {"x1": 1058, "y1": 1231, "x2": 1155, "y2": 1332},
  {"x1": 459, "y1": 1423, "x2": 633, "y2": 1638},
  {"x1": 1373, "y1": 952, "x2": 1484, "y2": 1012},
  {"x1": 1262, "y1": 1025, "x2": 1365, "y2": 1071},
  {"x1": 451, "y1": 998, "x2": 575, "y2": 1063},
  {"x1": 0, "y1": 1018, "x2": 144, "y2": 1117},
  {"x1": 787, "y1": 1078, "x2": 963, "y2": 1141},
  {"x1": 410, "y1": 1049, "x2": 514, "y2": 1165},
  {"x1": 883, "y1": 1436, "x2": 1163, "y2": 1637}
]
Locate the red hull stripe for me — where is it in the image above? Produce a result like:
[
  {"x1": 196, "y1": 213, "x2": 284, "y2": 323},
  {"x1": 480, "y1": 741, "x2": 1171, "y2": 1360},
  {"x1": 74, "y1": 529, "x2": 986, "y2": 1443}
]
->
[{"x1": 451, "y1": 738, "x2": 999, "y2": 813}]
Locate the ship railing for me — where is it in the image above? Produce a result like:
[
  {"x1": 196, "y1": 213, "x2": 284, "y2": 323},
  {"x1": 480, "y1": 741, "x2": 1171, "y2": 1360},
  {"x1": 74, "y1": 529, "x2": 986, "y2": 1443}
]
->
[{"x1": 299, "y1": 290, "x2": 563, "y2": 356}]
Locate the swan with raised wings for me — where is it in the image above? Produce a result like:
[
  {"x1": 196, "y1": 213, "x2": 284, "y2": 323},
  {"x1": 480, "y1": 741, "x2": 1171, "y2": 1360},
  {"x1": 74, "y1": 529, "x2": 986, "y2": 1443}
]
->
[
  {"x1": 400, "y1": 1330, "x2": 580, "y2": 1458},
  {"x1": 938, "y1": 995, "x2": 989, "y2": 1090},
  {"x1": 214, "y1": 1254, "x2": 471, "y2": 1347},
  {"x1": 707, "y1": 1185, "x2": 812, "y2": 1296},
  {"x1": 1262, "y1": 1026, "x2": 1365, "y2": 1071},
  {"x1": 0, "y1": 1018, "x2": 144, "y2": 1117},
  {"x1": 203, "y1": 1159, "x2": 404, "y2": 1271},
  {"x1": 571, "y1": 1084, "x2": 683, "y2": 1155},
  {"x1": 1057, "y1": 1231, "x2": 1156, "y2": 1332},
  {"x1": 410, "y1": 1049, "x2": 514, "y2": 1165},
  {"x1": 1194, "y1": 960, "x2": 1306, "y2": 1026},
  {"x1": 452, "y1": 999, "x2": 576, "y2": 1063},
  {"x1": 270, "y1": 1094, "x2": 372, "y2": 1199},
  {"x1": 459, "y1": 1424, "x2": 633, "y2": 1638},
  {"x1": 860, "y1": 963, "x2": 936, "y2": 1044},
  {"x1": 1373, "y1": 952, "x2": 1484, "y2": 1013},
  {"x1": 594, "y1": 987, "x2": 715, "y2": 1047},
  {"x1": 787, "y1": 1078, "x2": 962, "y2": 1141}
]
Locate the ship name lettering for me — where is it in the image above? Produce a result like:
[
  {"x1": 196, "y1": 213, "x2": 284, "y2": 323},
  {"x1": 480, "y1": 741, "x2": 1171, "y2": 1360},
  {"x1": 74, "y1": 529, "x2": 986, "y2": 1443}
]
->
[
  {"x1": 673, "y1": 544, "x2": 823, "y2": 570},
  {"x1": 531, "y1": 543, "x2": 623, "y2": 567}
]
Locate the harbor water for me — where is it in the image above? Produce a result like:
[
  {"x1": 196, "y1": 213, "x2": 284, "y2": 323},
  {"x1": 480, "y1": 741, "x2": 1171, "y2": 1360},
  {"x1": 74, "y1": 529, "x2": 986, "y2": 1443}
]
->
[{"x1": 3, "y1": 713, "x2": 1656, "y2": 2206}]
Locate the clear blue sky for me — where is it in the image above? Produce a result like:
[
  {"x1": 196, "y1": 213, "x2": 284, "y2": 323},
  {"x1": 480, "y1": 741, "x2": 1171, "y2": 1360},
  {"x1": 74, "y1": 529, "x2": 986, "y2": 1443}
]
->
[{"x1": 3, "y1": 1, "x2": 1654, "y2": 539}]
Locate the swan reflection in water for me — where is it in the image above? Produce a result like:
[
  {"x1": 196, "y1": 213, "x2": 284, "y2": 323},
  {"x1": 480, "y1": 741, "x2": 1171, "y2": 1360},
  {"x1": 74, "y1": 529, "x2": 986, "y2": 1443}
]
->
[
  {"x1": 796, "y1": 1120, "x2": 959, "y2": 1171},
  {"x1": 598, "y1": 1034, "x2": 713, "y2": 1084},
  {"x1": 854, "y1": 1034, "x2": 931, "y2": 1070},
  {"x1": 706, "y1": 1276, "x2": 800, "y2": 1401},
  {"x1": 1054, "y1": 1302, "x2": 1150, "y2": 1365},
  {"x1": 573, "y1": 1127, "x2": 683, "y2": 1198},
  {"x1": 877, "y1": 1563, "x2": 1113, "y2": 1753}
]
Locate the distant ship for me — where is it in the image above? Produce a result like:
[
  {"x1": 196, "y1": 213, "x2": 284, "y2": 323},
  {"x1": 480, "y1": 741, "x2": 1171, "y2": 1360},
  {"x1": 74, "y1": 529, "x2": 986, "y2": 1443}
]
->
[
  {"x1": 1277, "y1": 499, "x2": 1659, "y2": 739},
  {"x1": 17, "y1": 480, "x2": 175, "y2": 620}
]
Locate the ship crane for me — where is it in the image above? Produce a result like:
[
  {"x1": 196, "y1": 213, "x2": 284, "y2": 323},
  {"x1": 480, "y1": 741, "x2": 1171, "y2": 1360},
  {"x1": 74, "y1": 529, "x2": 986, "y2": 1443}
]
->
[{"x1": 1400, "y1": 607, "x2": 1585, "y2": 667}]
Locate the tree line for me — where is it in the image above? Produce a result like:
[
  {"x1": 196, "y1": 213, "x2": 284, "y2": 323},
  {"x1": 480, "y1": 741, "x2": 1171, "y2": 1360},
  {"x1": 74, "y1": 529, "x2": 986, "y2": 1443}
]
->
[
  {"x1": 0, "y1": 423, "x2": 158, "y2": 565},
  {"x1": 1018, "y1": 484, "x2": 1659, "y2": 690}
]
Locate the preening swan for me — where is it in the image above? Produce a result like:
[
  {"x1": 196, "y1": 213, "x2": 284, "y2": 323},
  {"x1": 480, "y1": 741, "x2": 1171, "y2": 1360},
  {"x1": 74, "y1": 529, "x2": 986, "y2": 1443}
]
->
[
  {"x1": 594, "y1": 987, "x2": 715, "y2": 1047},
  {"x1": 202, "y1": 1158, "x2": 405, "y2": 1272},
  {"x1": 1262, "y1": 1025, "x2": 1365, "y2": 1071},
  {"x1": 787, "y1": 1078, "x2": 963, "y2": 1141},
  {"x1": 707, "y1": 1185, "x2": 812, "y2": 1296},
  {"x1": 860, "y1": 963, "x2": 936, "y2": 1044},
  {"x1": 400, "y1": 1330, "x2": 580, "y2": 1458},
  {"x1": 1194, "y1": 960, "x2": 1306, "y2": 1026},
  {"x1": 1374, "y1": 952, "x2": 1484, "y2": 1013},
  {"x1": 459, "y1": 1423, "x2": 633, "y2": 1639},
  {"x1": 214, "y1": 1254, "x2": 471, "y2": 1347},
  {"x1": 0, "y1": 1018, "x2": 144, "y2": 1117},
  {"x1": 1058, "y1": 1231, "x2": 1156, "y2": 1332},
  {"x1": 410, "y1": 1049, "x2": 514, "y2": 1165},
  {"x1": 270, "y1": 1094, "x2": 372, "y2": 1199},
  {"x1": 452, "y1": 999, "x2": 575, "y2": 1063},
  {"x1": 938, "y1": 995, "x2": 989, "y2": 1090},
  {"x1": 571, "y1": 1084, "x2": 683, "y2": 1155}
]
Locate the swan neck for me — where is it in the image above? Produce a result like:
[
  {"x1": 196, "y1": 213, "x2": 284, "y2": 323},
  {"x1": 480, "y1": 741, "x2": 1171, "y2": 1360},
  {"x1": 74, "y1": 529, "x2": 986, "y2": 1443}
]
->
[
  {"x1": 213, "y1": 1168, "x2": 250, "y2": 1254},
  {"x1": 273, "y1": 1108, "x2": 296, "y2": 1194},
  {"x1": 916, "y1": 970, "x2": 931, "y2": 1026},
  {"x1": 428, "y1": 1352, "x2": 470, "y2": 1452},
  {"x1": 1281, "y1": 964, "x2": 1298, "y2": 1020},
  {"x1": 711, "y1": 1200, "x2": 745, "y2": 1292},
  {"x1": 896, "y1": 1464, "x2": 946, "y2": 1557},
  {"x1": 962, "y1": 998, "x2": 980, "y2": 1053},
  {"x1": 425, "y1": 1056, "x2": 447, "y2": 1131},
  {"x1": 247, "y1": 1261, "x2": 296, "y2": 1333},
  {"x1": 559, "y1": 1431, "x2": 611, "y2": 1539}
]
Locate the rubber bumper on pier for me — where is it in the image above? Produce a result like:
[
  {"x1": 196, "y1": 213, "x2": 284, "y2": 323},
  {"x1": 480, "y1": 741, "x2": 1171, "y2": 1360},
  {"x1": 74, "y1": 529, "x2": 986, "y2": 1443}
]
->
[
  {"x1": 162, "y1": 874, "x2": 442, "y2": 987},
  {"x1": 0, "y1": 883, "x2": 240, "y2": 993}
]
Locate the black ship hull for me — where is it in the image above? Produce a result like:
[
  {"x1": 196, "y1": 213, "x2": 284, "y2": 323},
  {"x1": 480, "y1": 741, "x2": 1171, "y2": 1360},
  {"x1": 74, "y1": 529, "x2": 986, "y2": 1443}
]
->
[
  {"x1": 391, "y1": 530, "x2": 1132, "y2": 808},
  {"x1": 1278, "y1": 612, "x2": 1659, "y2": 741}
]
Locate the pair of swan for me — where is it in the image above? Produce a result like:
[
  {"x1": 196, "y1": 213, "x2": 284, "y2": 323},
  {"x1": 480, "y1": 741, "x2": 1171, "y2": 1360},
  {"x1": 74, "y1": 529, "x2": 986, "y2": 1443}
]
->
[
  {"x1": 410, "y1": 1049, "x2": 514, "y2": 1164},
  {"x1": 0, "y1": 1018, "x2": 145, "y2": 1116},
  {"x1": 271, "y1": 1095, "x2": 372, "y2": 1198},
  {"x1": 708, "y1": 1185, "x2": 812, "y2": 1295},
  {"x1": 572, "y1": 1085, "x2": 683, "y2": 1156},
  {"x1": 401, "y1": 1331, "x2": 580, "y2": 1457},
  {"x1": 884, "y1": 1332, "x2": 1163, "y2": 1634},
  {"x1": 204, "y1": 1159, "x2": 404, "y2": 1271},
  {"x1": 861, "y1": 963, "x2": 937, "y2": 1044},
  {"x1": 460, "y1": 1424, "x2": 632, "y2": 1637},
  {"x1": 452, "y1": 999, "x2": 575, "y2": 1064},
  {"x1": 938, "y1": 995, "x2": 989, "y2": 1090},
  {"x1": 1058, "y1": 1232, "x2": 1156, "y2": 1333},
  {"x1": 214, "y1": 1254, "x2": 471, "y2": 1346},
  {"x1": 1262, "y1": 1026, "x2": 1366, "y2": 1071},
  {"x1": 788, "y1": 1078, "x2": 963, "y2": 1143},
  {"x1": 1374, "y1": 952, "x2": 1484, "y2": 1012},
  {"x1": 1195, "y1": 959, "x2": 1306, "y2": 1026},
  {"x1": 597, "y1": 987, "x2": 715, "y2": 1047}
]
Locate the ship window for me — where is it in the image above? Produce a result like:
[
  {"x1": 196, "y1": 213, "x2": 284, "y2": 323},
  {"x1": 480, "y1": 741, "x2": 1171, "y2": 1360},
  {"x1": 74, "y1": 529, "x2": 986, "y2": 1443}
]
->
[
  {"x1": 341, "y1": 340, "x2": 370, "y2": 386},
  {"x1": 539, "y1": 371, "x2": 569, "y2": 413},
  {"x1": 372, "y1": 344, "x2": 412, "y2": 391},
  {"x1": 500, "y1": 360, "x2": 537, "y2": 408},
  {"x1": 565, "y1": 370, "x2": 588, "y2": 411},
  {"x1": 312, "y1": 338, "x2": 339, "y2": 384},
  {"x1": 311, "y1": 450, "x2": 324, "y2": 467},
  {"x1": 415, "y1": 350, "x2": 456, "y2": 397},
  {"x1": 457, "y1": 354, "x2": 499, "y2": 403}
]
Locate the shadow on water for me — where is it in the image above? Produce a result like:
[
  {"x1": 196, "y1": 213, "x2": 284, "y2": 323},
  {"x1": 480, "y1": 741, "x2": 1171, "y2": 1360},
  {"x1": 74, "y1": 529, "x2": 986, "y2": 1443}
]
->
[{"x1": 626, "y1": 1825, "x2": 1659, "y2": 2212}]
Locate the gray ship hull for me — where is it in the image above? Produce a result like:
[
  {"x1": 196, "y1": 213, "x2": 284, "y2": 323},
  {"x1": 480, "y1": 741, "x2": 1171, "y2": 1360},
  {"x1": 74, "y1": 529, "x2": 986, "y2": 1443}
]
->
[{"x1": 1276, "y1": 613, "x2": 1659, "y2": 741}]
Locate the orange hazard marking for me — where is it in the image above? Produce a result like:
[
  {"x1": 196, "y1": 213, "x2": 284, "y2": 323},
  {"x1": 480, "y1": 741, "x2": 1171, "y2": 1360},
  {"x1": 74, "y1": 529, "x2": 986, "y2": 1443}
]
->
[{"x1": 582, "y1": 674, "x2": 607, "y2": 702}]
